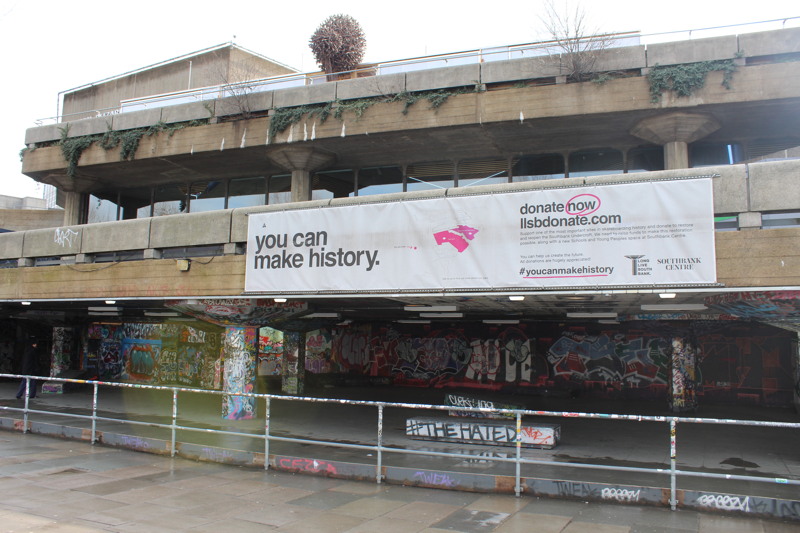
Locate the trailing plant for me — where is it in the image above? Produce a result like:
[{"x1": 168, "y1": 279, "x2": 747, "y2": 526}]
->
[
  {"x1": 56, "y1": 119, "x2": 209, "y2": 177},
  {"x1": 647, "y1": 59, "x2": 737, "y2": 103},
  {"x1": 267, "y1": 86, "x2": 477, "y2": 139},
  {"x1": 268, "y1": 103, "x2": 334, "y2": 138}
]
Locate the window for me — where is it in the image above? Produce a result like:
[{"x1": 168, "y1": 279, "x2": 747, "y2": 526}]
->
[
  {"x1": 87, "y1": 194, "x2": 120, "y2": 223},
  {"x1": 354, "y1": 166, "x2": 403, "y2": 196},
  {"x1": 690, "y1": 143, "x2": 743, "y2": 167},
  {"x1": 568, "y1": 149, "x2": 623, "y2": 177},
  {"x1": 627, "y1": 146, "x2": 664, "y2": 173},
  {"x1": 152, "y1": 184, "x2": 187, "y2": 217},
  {"x1": 188, "y1": 181, "x2": 226, "y2": 212},
  {"x1": 228, "y1": 177, "x2": 266, "y2": 208},
  {"x1": 406, "y1": 161, "x2": 454, "y2": 191},
  {"x1": 267, "y1": 175, "x2": 291, "y2": 205},
  {"x1": 458, "y1": 158, "x2": 509, "y2": 187},
  {"x1": 512, "y1": 154, "x2": 565, "y2": 182},
  {"x1": 314, "y1": 169, "x2": 354, "y2": 199}
]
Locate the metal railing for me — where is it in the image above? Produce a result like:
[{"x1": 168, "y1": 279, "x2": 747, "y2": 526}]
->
[{"x1": 2, "y1": 373, "x2": 799, "y2": 511}]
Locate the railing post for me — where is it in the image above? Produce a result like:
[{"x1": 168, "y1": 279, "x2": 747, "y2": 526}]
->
[
  {"x1": 22, "y1": 378, "x2": 29, "y2": 433},
  {"x1": 515, "y1": 412, "x2": 522, "y2": 497},
  {"x1": 170, "y1": 389, "x2": 178, "y2": 457},
  {"x1": 670, "y1": 418, "x2": 677, "y2": 511},
  {"x1": 91, "y1": 382, "x2": 98, "y2": 444},
  {"x1": 376, "y1": 404, "x2": 384, "y2": 484},
  {"x1": 264, "y1": 396, "x2": 271, "y2": 471}
]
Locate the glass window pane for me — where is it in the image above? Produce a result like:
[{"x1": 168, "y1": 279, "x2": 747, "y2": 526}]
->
[
  {"x1": 691, "y1": 143, "x2": 744, "y2": 167},
  {"x1": 568, "y1": 149, "x2": 623, "y2": 177},
  {"x1": 188, "y1": 181, "x2": 226, "y2": 212},
  {"x1": 512, "y1": 154, "x2": 565, "y2": 182},
  {"x1": 87, "y1": 194, "x2": 119, "y2": 223},
  {"x1": 458, "y1": 158, "x2": 509, "y2": 187},
  {"x1": 354, "y1": 166, "x2": 403, "y2": 197},
  {"x1": 407, "y1": 161, "x2": 454, "y2": 191},
  {"x1": 315, "y1": 169, "x2": 354, "y2": 198},
  {"x1": 228, "y1": 177, "x2": 266, "y2": 208},
  {"x1": 627, "y1": 146, "x2": 664, "y2": 173},
  {"x1": 152, "y1": 184, "x2": 187, "y2": 217},
  {"x1": 268, "y1": 175, "x2": 291, "y2": 205}
]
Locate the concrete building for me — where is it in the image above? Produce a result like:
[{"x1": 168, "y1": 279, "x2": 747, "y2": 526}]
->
[{"x1": 4, "y1": 25, "x2": 800, "y2": 423}]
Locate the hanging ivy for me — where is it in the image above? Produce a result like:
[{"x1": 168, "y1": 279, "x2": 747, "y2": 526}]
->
[
  {"x1": 647, "y1": 59, "x2": 737, "y2": 103},
  {"x1": 54, "y1": 119, "x2": 209, "y2": 177}
]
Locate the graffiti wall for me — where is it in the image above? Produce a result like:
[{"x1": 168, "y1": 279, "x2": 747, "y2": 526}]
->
[
  {"x1": 222, "y1": 327, "x2": 257, "y2": 419},
  {"x1": 85, "y1": 322, "x2": 221, "y2": 388},
  {"x1": 304, "y1": 321, "x2": 796, "y2": 406},
  {"x1": 258, "y1": 326, "x2": 283, "y2": 376}
]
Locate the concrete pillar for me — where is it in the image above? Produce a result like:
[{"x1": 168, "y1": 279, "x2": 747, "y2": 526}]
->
[
  {"x1": 794, "y1": 333, "x2": 800, "y2": 414},
  {"x1": 282, "y1": 331, "x2": 305, "y2": 395},
  {"x1": 221, "y1": 326, "x2": 258, "y2": 420},
  {"x1": 267, "y1": 146, "x2": 336, "y2": 203},
  {"x1": 630, "y1": 112, "x2": 721, "y2": 170},
  {"x1": 290, "y1": 169, "x2": 312, "y2": 203},
  {"x1": 664, "y1": 141, "x2": 689, "y2": 170},
  {"x1": 669, "y1": 336, "x2": 699, "y2": 413},
  {"x1": 61, "y1": 192, "x2": 84, "y2": 226}
]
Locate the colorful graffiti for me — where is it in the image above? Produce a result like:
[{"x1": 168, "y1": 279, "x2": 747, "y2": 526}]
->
[
  {"x1": 305, "y1": 329, "x2": 333, "y2": 374},
  {"x1": 258, "y1": 326, "x2": 283, "y2": 376},
  {"x1": 222, "y1": 327, "x2": 257, "y2": 420},
  {"x1": 50, "y1": 327, "x2": 74, "y2": 378},
  {"x1": 123, "y1": 340, "x2": 161, "y2": 383}
]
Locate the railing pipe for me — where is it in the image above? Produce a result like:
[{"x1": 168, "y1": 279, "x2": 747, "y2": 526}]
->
[
  {"x1": 377, "y1": 403, "x2": 384, "y2": 484},
  {"x1": 170, "y1": 388, "x2": 178, "y2": 457},
  {"x1": 91, "y1": 382, "x2": 98, "y2": 444},
  {"x1": 264, "y1": 396, "x2": 271, "y2": 470},
  {"x1": 670, "y1": 418, "x2": 677, "y2": 511}
]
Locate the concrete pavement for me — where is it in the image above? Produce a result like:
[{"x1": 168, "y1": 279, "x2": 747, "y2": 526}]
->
[{"x1": 2, "y1": 430, "x2": 799, "y2": 532}]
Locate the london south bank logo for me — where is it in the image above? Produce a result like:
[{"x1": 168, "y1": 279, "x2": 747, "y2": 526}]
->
[
  {"x1": 433, "y1": 224, "x2": 479, "y2": 252},
  {"x1": 625, "y1": 254, "x2": 651, "y2": 275}
]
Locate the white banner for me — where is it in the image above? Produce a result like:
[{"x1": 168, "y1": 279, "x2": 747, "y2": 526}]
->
[{"x1": 245, "y1": 178, "x2": 716, "y2": 293}]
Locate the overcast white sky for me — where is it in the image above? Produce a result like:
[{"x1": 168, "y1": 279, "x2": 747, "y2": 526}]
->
[{"x1": 1, "y1": 0, "x2": 796, "y2": 199}]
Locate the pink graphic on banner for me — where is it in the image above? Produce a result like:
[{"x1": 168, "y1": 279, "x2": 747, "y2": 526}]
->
[{"x1": 433, "y1": 225, "x2": 480, "y2": 253}]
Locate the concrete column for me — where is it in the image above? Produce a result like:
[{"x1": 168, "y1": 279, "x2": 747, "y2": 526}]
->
[
  {"x1": 282, "y1": 331, "x2": 305, "y2": 395},
  {"x1": 669, "y1": 336, "x2": 699, "y2": 413},
  {"x1": 794, "y1": 333, "x2": 800, "y2": 414},
  {"x1": 267, "y1": 146, "x2": 335, "y2": 203},
  {"x1": 290, "y1": 169, "x2": 312, "y2": 203},
  {"x1": 61, "y1": 192, "x2": 84, "y2": 226},
  {"x1": 222, "y1": 326, "x2": 258, "y2": 420},
  {"x1": 664, "y1": 141, "x2": 689, "y2": 170},
  {"x1": 630, "y1": 112, "x2": 721, "y2": 170}
]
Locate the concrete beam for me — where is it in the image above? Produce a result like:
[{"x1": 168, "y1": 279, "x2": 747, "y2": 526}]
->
[
  {"x1": 81, "y1": 219, "x2": 152, "y2": 253},
  {"x1": 161, "y1": 101, "x2": 213, "y2": 124},
  {"x1": 21, "y1": 226, "x2": 83, "y2": 257},
  {"x1": 646, "y1": 35, "x2": 738, "y2": 66},
  {"x1": 0, "y1": 232, "x2": 24, "y2": 260},
  {"x1": 406, "y1": 64, "x2": 481, "y2": 92},
  {"x1": 739, "y1": 27, "x2": 800, "y2": 57},
  {"x1": 24, "y1": 125, "x2": 62, "y2": 145},
  {"x1": 336, "y1": 73, "x2": 406, "y2": 101},
  {"x1": 749, "y1": 159, "x2": 800, "y2": 212},
  {"x1": 272, "y1": 83, "x2": 337, "y2": 109},
  {"x1": 480, "y1": 56, "x2": 561, "y2": 84},
  {"x1": 111, "y1": 108, "x2": 163, "y2": 131},
  {"x1": 149, "y1": 210, "x2": 233, "y2": 248},
  {"x1": 215, "y1": 91, "x2": 274, "y2": 118}
]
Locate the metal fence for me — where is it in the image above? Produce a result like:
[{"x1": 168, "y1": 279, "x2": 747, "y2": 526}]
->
[{"x1": 2, "y1": 373, "x2": 799, "y2": 511}]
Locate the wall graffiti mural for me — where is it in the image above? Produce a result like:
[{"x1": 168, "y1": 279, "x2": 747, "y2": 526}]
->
[
  {"x1": 50, "y1": 327, "x2": 74, "y2": 378},
  {"x1": 123, "y1": 340, "x2": 160, "y2": 383},
  {"x1": 314, "y1": 321, "x2": 796, "y2": 406},
  {"x1": 222, "y1": 327, "x2": 257, "y2": 420},
  {"x1": 258, "y1": 326, "x2": 283, "y2": 376}
]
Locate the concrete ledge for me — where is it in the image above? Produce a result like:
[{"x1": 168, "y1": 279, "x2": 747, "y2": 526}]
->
[
  {"x1": 481, "y1": 56, "x2": 561, "y2": 84},
  {"x1": 272, "y1": 83, "x2": 337, "y2": 109},
  {"x1": 149, "y1": 211, "x2": 233, "y2": 248},
  {"x1": 0, "y1": 232, "x2": 24, "y2": 259},
  {"x1": 81, "y1": 219, "x2": 152, "y2": 253},
  {"x1": 22, "y1": 226, "x2": 83, "y2": 257},
  {"x1": 749, "y1": 159, "x2": 800, "y2": 212},
  {"x1": 215, "y1": 92, "x2": 274, "y2": 117},
  {"x1": 739, "y1": 28, "x2": 800, "y2": 57},
  {"x1": 63, "y1": 117, "x2": 110, "y2": 138},
  {"x1": 161, "y1": 101, "x2": 213, "y2": 124},
  {"x1": 647, "y1": 35, "x2": 738, "y2": 66},
  {"x1": 406, "y1": 64, "x2": 481, "y2": 92},
  {"x1": 25, "y1": 125, "x2": 63, "y2": 145},
  {"x1": 329, "y1": 188, "x2": 446, "y2": 207},
  {"x1": 594, "y1": 45, "x2": 647, "y2": 71},
  {"x1": 406, "y1": 416, "x2": 560, "y2": 448},
  {"x1": 336, "y1": 73, "x2": 406, "y2": 100},
  {"x1": 112, "y1": 108, "x2": 163, "y2": 131}
]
